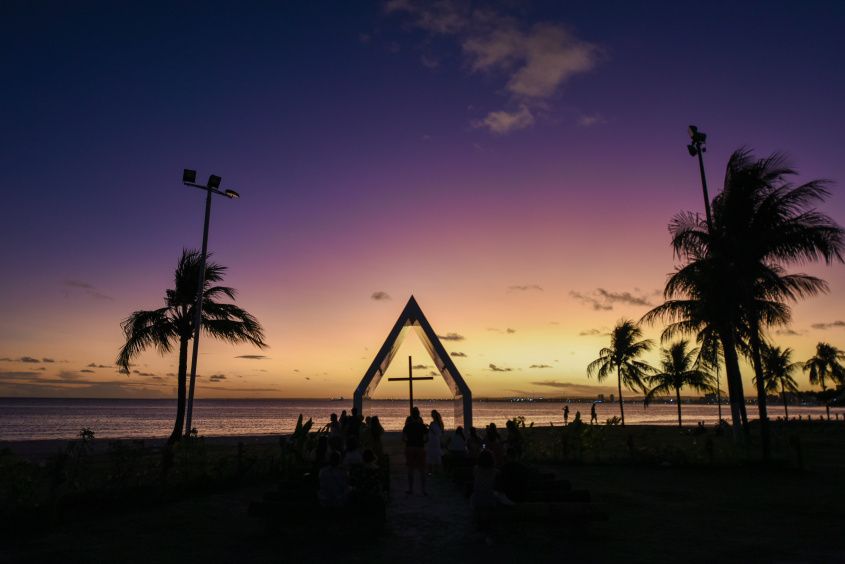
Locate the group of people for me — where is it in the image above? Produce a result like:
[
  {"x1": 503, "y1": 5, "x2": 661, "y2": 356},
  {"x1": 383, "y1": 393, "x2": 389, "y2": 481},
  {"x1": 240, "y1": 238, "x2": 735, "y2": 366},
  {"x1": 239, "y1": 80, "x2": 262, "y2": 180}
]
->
[
  {"x1": 316, "y1": 407, "x2": 386, "y2": 508},
  {"x1": 402, "y1": 407, "x2": 527, "y2": 499},
  {"x1": 317, "y1": 405, "x2": 530, "y2": 509}
]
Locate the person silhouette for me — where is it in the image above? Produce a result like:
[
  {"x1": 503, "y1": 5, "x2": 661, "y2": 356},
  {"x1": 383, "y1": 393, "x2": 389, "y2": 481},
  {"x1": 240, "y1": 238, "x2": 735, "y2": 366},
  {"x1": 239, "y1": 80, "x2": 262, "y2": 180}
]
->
[
  {"x1": 590, "y1": 402, "x2": 598, "y2": 424},
  {"x1": 563, "y1": 405, "x2": 569, "y2": 425}
]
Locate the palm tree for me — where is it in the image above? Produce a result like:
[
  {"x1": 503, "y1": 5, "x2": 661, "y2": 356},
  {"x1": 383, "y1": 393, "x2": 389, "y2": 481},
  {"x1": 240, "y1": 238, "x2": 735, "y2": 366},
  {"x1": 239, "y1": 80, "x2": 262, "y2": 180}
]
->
[
  {"x1": 645, "y1": 340, "x2": 715, "y2": 427},
  {"x1": 803, "y1": 342, "x2": 845, "y2": 420},
  {"x1": 645, "y1": 148, "x2": 844, "y2": 455},
  {"x1": 696, "y1": 329, "x2": 725, "y2": 422},
  {"x1": 587, "y1": 319, "x2": 655, "y2": 425},
  {"x1": 117, "y1": 249, "x2": 267, "y2": 444},
  {"x1": 754, "y1": 343, "x2": 800, "y2": 420}
]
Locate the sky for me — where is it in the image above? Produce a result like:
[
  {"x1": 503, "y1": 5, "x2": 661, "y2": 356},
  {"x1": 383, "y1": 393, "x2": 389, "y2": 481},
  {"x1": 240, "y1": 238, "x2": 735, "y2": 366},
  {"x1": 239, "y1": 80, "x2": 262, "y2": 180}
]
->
[{"x1": 2, "y1": 1, "x2": 845, "y2": 401}]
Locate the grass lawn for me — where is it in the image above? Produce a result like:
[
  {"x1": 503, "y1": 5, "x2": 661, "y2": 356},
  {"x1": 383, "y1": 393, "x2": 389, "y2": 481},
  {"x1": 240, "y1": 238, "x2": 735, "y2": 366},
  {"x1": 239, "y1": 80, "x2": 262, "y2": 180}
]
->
[{"x1": 2, "y1": 421, "x2": 843, "y2": 563}]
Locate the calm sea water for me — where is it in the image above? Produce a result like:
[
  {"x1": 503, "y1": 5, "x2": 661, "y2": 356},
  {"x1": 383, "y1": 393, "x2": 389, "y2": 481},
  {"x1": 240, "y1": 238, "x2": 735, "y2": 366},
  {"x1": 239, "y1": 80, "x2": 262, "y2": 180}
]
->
[{"x1": 0, "y1": 398, "x2": 840, "y2": 442}]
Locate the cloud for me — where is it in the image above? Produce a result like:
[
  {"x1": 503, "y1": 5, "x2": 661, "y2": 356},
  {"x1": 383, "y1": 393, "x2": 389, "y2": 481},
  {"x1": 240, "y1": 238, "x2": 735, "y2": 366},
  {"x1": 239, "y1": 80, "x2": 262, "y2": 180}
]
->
[
  {"x1": 451, "y1": 352, "x2": 467, "y2": 357},
  {"x1": 508, "y1": 284, "x2": 543, "y2": 292},
  {"x1": 529, "y1": 380, "x2": 617, "y2": 397},
  {"x1": 20, "y1": 356, "x2": 40, "y2": 363},
  {"x1": 529, "y1": 364, "x2": 552, "y2": 369},
  {"x1": 413, "y1": 364, "x2": 430, "y2": 369},
  {"x1": 87, "y1": 363, "x2": 109, "y2": 368},
  {"x1": 131, "y1": 370, "x2": 156, "y2": 377},
  {"x1": 0, "y1": 371, "x2": 41, "y2": 380},
  {"x1": 472, "y1": 105, "x2": 534, "y2": 134},
  {"x1": 775, "y1": 328, "x2": 803, "y2": 336},
  {"x1": 570, "y1": 288, "x2": 654, "y2": 311},
  {"x1": 438, "y1": 332, "x2": 465, "y2": 341},
  {"x1": 488, "y1": 364, "x2": 512, "y2": 372},
  {"x1": 43, "y1": 358, "x2": 55, "y2": 363},
  {"x1": 811, "y1": 321, "x2": 845, "y2": 330},
  {"x1": 506, "y1": 328, "x2": 516, "y2": 334},
  {"x1": 577, "y1": 113, "x2": 606, "y2": 127},
  {"x1": 386, "y1": 1, "x2": 601, "y2": 134},
  {"x1": 64, "y1": 280, "x2": 112, "y2": 301},
  {"x1": 80, "y1": 369, "x2": 94, "y2": 373},
  {"x1": 209, "y1": 374, "x2": 227, "y2": 382},
  {"x1": 57, "y1": 371, "x2": 82, "y2": 380},
  {"x1": 236, "y1": 355, "x2": 269, "y2": 360},
  {"x1": 579, "y1": 328, "x2": 602, "y2": 336},
  {"x1": 371, "y1": 291, "x2": 392, "y2": 301}
]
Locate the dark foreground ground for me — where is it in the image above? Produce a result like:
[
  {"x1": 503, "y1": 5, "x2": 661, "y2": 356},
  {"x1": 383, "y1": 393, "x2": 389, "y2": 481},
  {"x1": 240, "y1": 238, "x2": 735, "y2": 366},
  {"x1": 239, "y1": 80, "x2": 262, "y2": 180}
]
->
[{"x1": 3, "y1": 423, "x2": 844, "y2": 564}]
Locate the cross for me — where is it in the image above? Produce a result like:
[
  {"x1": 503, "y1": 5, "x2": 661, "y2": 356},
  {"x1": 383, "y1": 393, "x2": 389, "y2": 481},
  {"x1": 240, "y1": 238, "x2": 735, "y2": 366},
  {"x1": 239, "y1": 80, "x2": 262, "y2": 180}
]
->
[{"x1": 388, "y1": 356, "x2": 434, "y2": 414}]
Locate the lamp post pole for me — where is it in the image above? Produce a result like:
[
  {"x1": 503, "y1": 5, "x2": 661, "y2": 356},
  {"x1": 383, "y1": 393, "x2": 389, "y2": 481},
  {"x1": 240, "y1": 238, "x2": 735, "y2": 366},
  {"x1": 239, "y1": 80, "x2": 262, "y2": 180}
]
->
[
  {"x1": 687, "y1": 125, "x2": 712, "y2": 231},
  {"x1": 182, "y1": 169, "x2": 239, "y2": 437}
]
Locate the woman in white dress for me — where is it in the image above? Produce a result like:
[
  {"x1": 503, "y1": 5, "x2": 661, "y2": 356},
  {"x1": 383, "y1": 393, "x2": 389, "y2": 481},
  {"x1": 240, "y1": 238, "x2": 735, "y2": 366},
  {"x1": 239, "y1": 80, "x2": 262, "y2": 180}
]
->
[{"x1": 427, "y1": 409, "x2": 445, "y2": 474}]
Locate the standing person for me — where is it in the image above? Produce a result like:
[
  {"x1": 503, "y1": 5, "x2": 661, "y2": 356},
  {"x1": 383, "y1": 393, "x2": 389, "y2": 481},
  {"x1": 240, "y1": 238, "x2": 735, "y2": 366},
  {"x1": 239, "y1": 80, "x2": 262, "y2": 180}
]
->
[
  {"x1": 449, "y1": 426, "x2": 468, "y2": 463},
  {"x1": 591, "y1": 403, "x2": 598, "y2": 424},
  {"x1": 563, "y1": 405, "x2": 569, "y2": 425},
  {"x1": 402, "y1": 406, "x2": 428, "y2": 496},
  {"x1": 427, "y1": 409, "x2": 445, "y2": 474},
  {"x1": 505, "y1": 419, "x2": 524, "y2": 460},
  {"x1": 484, "y1": 423, "x2": 504, "y2": 466},
  {"x1": 467, "y1": 426, "x2": 483, "y2": 461},
  {"x1": 328, "y1": 413, "x2": 343, "y2": 453},
  {"x1": 369, "y1": 415, "x2": 385, "y2": 460}
]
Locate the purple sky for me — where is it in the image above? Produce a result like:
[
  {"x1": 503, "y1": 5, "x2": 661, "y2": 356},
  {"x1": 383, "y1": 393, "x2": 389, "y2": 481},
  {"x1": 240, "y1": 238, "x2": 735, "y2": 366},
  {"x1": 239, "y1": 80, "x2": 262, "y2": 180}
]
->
[{"x1": 2, "y1": 1, "x2": 844, "y2": 400}]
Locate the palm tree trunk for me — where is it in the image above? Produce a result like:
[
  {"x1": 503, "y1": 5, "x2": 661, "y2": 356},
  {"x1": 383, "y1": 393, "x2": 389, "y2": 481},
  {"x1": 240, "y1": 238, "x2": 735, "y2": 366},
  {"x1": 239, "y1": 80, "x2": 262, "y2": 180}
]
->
[
  {"x1": 718, "y1": 329, "x2": 748, "y2": 440},
  {"x1": 617, "y1": 368, "x2": 625, "y2": 426},
  {"x1": 781, "y1": 381, "x2": 789, "y2": 421},
  {"x1": 749, "y1": 324, "x2": 771, "y2": 461},
  {"x1": 676, "y1": 388, "x2": 683, "y2": 427},
  {"x1": 168, "y1": 336, "x2": 190, "y2": 446}
]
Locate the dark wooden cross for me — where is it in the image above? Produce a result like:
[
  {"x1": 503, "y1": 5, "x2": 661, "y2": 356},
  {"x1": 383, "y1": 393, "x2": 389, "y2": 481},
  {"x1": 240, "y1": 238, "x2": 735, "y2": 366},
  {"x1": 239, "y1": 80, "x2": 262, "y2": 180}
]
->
[{"x1": 388, "y1": 356, "x2": 434, "y2": 414}]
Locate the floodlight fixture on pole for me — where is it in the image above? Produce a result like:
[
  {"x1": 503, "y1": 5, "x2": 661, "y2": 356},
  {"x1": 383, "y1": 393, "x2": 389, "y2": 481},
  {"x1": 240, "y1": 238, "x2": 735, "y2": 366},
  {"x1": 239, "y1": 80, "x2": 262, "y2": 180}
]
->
[
  {"x1": 181, "y1": 168, "x2": 239, "y2": 437},
  {"x1": 687, "y1": 125, "x2": 713, "y2": 231}
]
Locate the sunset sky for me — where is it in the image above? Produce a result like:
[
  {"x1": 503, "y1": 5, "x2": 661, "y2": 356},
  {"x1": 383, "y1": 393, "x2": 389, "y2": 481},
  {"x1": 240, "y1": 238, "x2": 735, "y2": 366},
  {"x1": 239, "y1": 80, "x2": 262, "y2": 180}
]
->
[{"x1": 2, "y1": 1, "x2": 845, "y2": 401}]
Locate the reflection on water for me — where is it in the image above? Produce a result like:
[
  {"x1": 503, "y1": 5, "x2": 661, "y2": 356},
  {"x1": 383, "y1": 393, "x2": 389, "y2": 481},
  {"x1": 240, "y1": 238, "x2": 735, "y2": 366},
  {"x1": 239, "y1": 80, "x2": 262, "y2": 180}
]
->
[{"x1": 0, "y1": 397, "x2": 840, "y2": 442}]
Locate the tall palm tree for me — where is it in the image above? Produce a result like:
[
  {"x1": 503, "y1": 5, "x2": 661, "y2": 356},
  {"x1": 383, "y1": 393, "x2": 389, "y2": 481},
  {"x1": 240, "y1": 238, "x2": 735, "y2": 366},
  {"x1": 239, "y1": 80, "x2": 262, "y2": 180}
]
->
[
  {"x1": 645, "y1": 340, "x2": 715, "y2": 427},
  {"x1": 117, "y1": 249, "x2": 267, "y2": 444},
  {"x1": 754, "y1": 343, "x2": 800, "y2": 420},
  {"x1": 587, "y1": 319, "x2": 655, "y2": 425},
  {"x1": 645, "y1": 149, "x2": 844, "y2": 455},
  {"x1": 803, "y1": 342, "x2": 845, "y2": 420}
]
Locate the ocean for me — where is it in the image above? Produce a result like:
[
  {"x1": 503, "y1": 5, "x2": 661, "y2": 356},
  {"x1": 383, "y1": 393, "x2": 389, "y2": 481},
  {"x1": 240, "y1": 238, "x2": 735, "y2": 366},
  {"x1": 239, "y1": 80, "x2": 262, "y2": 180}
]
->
[{"x1": 0, "y1": 397, "x2": 839, "y2": 442}]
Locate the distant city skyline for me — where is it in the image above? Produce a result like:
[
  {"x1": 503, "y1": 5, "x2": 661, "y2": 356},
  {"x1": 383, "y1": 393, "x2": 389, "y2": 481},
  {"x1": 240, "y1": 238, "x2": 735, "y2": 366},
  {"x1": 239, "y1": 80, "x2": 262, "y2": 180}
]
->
[{"x1": 2, "y1": 1, "x2": 844, "y2": 400}]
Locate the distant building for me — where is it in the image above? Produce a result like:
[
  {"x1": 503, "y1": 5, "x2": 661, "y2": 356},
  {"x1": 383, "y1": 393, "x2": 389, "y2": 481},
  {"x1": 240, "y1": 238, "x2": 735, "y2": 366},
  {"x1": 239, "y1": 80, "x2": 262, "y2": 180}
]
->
[{"x1": 597, "y1": 394, "x2": 605, "y2": 402}]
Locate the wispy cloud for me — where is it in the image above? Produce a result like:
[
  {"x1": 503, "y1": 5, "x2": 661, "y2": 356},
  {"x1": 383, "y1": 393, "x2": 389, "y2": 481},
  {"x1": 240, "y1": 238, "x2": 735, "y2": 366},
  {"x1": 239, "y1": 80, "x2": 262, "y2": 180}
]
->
[
  {"x1": 579, "y1": 328, "x2": 602, "y2": 336},
  {"x1": 508, "y1": 284, "x2": 543, "y2": 292},
  {"x1": 64, "y1": 280, "x2": 112, "y2": 301},
  {"x1": 530, "y1": 380, "x2": 617, "y2": 397},
  {"x1": 386, "y1": 1, "x2": 601, "y2": 134},
  {"x1": 371, "y1": 291, "x2": 392, "y2": 301},
  {"x1": 451, "y1": 351, "x2": 467, "y2": 357},
  {"x1": 529, "y1": 364, "x2": 552, "y2": 369},
  {"x1": 236, "y1": 355, "x2": 270, "y2": 360},
  {"x1": 438, "y1": 332, "x2": 465, "y2": 341},
  {"x1": 570, "y1": 288, "x2": 654, "y2": 311},
  {"x1": 209, "y1": 374, "x2": 227, "y2": 382},
  {"x1": 811, "y1": 321, "x2": 845, "y2": 330},
  {"x1": 488, "y1": 363, "x2": 512, "y2": 372}
]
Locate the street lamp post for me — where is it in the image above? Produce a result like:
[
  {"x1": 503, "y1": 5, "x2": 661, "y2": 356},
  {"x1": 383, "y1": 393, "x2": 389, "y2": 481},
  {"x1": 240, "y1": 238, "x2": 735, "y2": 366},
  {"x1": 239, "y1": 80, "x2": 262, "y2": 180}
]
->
[
  {"x1": 687, "y1": 125, "x2": 712, "y2": 231},
  {"x1": 686, "y1": 127, "x2": 722, "y2": 422},
  {"x1": 182, "y1": 169, "x2": 239, "y2": 437}
]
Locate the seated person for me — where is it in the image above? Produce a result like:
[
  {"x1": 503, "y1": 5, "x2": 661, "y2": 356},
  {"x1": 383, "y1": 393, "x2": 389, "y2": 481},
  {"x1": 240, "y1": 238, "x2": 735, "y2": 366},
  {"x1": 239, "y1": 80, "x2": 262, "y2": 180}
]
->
[
  {"x1": 470, "y1": 449, "x2": 499, "y2": 509},
  {"x1": 343, "y1": 436, "x2": 364, "y2": 467},
  {"x1": 318, "y1": 451, "x2": 349, "y2": 508},
  {"x1": 350, "y1": 448, "x2": 385, "y2": 505},
  {"x1": 498, "y1": 447, "x2": 530, "y2": 503}
]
